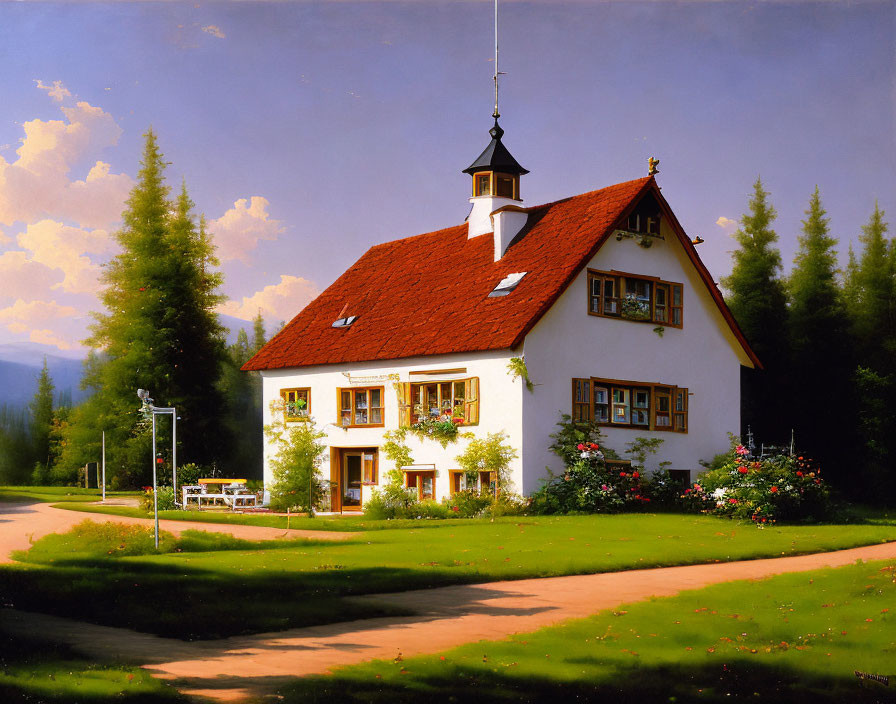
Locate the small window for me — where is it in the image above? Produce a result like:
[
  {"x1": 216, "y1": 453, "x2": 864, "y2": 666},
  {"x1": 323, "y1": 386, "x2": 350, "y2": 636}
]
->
[
  {"x1": 362, "y1": 452, "x2": 377, "y2": 484},
  {"x1": 332, "y1": 315, "x2": 357, "y2": 328},
  {"x1": 572, "y1": 379, "x2": 591, "y2": 422},
  {"x1": 654, "y1": 387, "x2": 672, "y2": 428},
  {"x1": 449, "y1": 470, "x2": 467, "y2": 496},
  {"x1": 474, "y1": 173, "x2": 491, "y2": 196},
  {"x1": 489, "y1": 272, "x2": 526, "y2": 297},
  {"x1": 495, "y1": 174, "x2": 515, "y2": 198},
  {"x1": 281, "y1": 388, "x2": 310, "y2": 421},
  {"x1": 338, "y1": 387, "x2": 385, "y2": 427},
  {"x1": 588, "y1": 269, "x2": 683, "y2": 328},
  {"x1": 405, "y1": 470, "x2": 436, "y2": 501},
  {"x1": 612, "y1": 388, "x2": 630, "y2": 424},
  {"x1": 408, "y1": 378, "x2": 479, "y2": 426}
]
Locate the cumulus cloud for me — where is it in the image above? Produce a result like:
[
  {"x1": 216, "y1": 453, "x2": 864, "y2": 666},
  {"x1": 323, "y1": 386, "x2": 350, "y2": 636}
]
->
[
  {"x1": 29, "y1": 328, "x2": 77, "y2": 351},
  {"x1": 201, "y1": 25, "x2": 226, "y2": 38},
  {"x1": 716, "y1": 216, "x2": 738, "y2": 230},
  {"x1": 208, "y1": 196, "x2": 284, "y2": 262},
  {"x1": 0, "y1": 299, "x2": 79, "y2": 329},
  {"x1": 0, "y1": 250, "x2": 63, "y2": 301},
  {"x1": 34, "y1": 79, "x2": 71, "y2": 102},
  {"x1": 0, "y1": 100, "x2": 131, "y2": 228},
  {"x1": 16, "y1": 219, "x2": 116, "y2": 294},
  {"x1": 218, "y1": 275, "x2": 319, "y2": 322}
]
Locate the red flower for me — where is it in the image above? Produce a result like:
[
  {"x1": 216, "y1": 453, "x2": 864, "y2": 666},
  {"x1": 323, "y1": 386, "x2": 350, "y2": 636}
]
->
[
  {"x1": 576, "y1": 444, "x2": 585, "y2": 451},
  {"x1": 632, "y1": 471, "x2": 640, "y2": 479},
  {"x1": 761, "y1": 518, "x2": 767, "y2": 523},
  {"x1": 770, "y1": 486, "x2": 778, "y2": 493},
  {"x1": 728, "y1": 498, "x2": 738, "y2": 504},
  {"x1": 589, "y1": 443, "x2": 600, "y2": 450},
  {"x1": 796, "y1": 471, "x2": 803, "y2": 477},
  {"x1": 451, "y1": 506, "x2": 459, "y2": 512},
  {"x1": 620, "y1": 472, "x2": 627, "y2": 477},
  {"x1": 737, "y1": 466, "x2": 748, "y2": 474}
]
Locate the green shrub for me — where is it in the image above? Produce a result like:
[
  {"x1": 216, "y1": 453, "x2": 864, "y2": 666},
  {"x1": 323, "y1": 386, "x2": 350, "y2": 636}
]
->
[
  {"x1": 643, "y1": 469, "x2": 688, "y2": 508},
  {"x1": 264, "y1": 411, "x2": 327, "y2": 512},
  {"x1": 363, "y1": 484, "x2": 419, "y2": 519},
  {"x1": 139, "y1": 485, "x2": 175, "y2": 511},
  {"x1": 455, "y1": 431, "x2": 518, "y2": 494},
  {"x1": 443, "y1": 489, "x2": 493, "y2": 517},
  {"x1": 15, "y1": 520, "x2": 176, "y2": 562},
  {"x1": 682, "y1": 442, "x2": 832, "y2": 523},
  {"x1": 483, "y1": 492, "x2": 527, "y2": 517}
]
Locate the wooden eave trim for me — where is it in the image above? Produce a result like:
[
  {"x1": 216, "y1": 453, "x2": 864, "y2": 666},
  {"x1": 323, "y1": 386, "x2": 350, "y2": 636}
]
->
[{"x1": 649, "y1": 185, "x2": 763, "y2": 369}]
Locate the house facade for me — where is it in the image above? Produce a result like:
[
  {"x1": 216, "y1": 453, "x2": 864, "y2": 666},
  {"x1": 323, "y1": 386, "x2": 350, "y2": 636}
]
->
[{"x1": 244, "y1": 121, "x2": 759, "y2": 511}]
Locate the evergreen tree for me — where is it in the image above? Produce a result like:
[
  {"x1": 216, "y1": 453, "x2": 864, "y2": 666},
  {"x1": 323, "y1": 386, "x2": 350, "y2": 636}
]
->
[
  {"x1": 251, "y1": 312, "x2": 266, "y2": 355},
  {"x1": 220, "y1": 322, "x2": 264, "y2": 479},
  {"x1": 0, "y1": 405, "x2": 32, "y2": 485},
  {"x1": 848, "y1": 204, "x2": 895, "y2": 498},
  {"x1": 59, "y1": 130, "x2": 230, "y2": 487},
  {"x1": 786, "y1": 188, "x2": 852, "y2": 479},
  {"x1": 29, "y1": 358, "x2": 55, "y2": 475},
  {"x1": 722, "y1": 178, "x2": 790, "y2": 444}
]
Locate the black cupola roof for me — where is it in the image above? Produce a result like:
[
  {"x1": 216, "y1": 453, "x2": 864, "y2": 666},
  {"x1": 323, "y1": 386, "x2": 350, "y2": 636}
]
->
[{"x1": 462, "y1": 119, "x2": 528, "y2": 176}]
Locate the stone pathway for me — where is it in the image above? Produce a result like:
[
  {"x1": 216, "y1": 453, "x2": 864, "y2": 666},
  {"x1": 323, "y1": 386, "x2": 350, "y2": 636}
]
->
[{"x1": 1, "y1": 500, "x2": 894, "y2": 703}]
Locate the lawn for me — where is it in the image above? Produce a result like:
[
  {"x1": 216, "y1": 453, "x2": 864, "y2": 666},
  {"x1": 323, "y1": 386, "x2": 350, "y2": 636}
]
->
[
  {"x1": 0, "y1": 631, "x2": 185, "y2": 703},
  {"x1": 278, "y1": 558, "x2": 896, "y2": 703},
  {"x1": 2, "y1": 512, "x2": 895, "y2": 639},
  {"x1": 0, "y1": 486, "x2": 140, "y2": 503}
]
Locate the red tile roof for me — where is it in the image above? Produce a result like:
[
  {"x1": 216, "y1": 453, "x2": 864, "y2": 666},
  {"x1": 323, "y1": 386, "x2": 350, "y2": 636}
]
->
[{"x1": 243, "y1": 177, "x2": 759, "y2": 371}]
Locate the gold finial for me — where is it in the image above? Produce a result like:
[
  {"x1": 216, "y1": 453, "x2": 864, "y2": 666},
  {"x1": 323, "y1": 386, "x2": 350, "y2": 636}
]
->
[
  {"x1": 648, "y1": 156, "x2": 660, "y2": 176},
  {"x1": 692, "y1": 236, "x2": 705, "y2": 246}
]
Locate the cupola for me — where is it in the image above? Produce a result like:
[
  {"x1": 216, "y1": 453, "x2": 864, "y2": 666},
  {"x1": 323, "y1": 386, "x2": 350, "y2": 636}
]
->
[{"x1": 463, "y1": 118, "x2": 528, "y2": 239}]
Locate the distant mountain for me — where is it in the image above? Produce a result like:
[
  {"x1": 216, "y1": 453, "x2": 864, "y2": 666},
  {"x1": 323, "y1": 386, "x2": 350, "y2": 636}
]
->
[
  {"x1": 0, "y1": 343, "x2": 89, "y2": 409},
  {"x1": 0, "y1": 315, "x2": 255, "y2": 409}
]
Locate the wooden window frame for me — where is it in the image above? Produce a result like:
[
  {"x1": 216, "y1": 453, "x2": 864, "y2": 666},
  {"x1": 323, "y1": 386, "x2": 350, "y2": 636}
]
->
[
  {"x1": 448, "y1": 470, "x2": 467, "y2": 497},
  {"x1": 404, "y1": 378, "x2": 480, "y2": 427},
  {"x1": 337, "y1": 386, "x2": 385, "y2": 428},
  {"x1": 472, "y1": 171, "x2": 519, "y2": 200},
  {"x1": 572, "y1": 376, "x2": 689, "y2": 433},
  {"x1": 587, "y1": 268, "x2": 683, "y2": 328},
  {"x1": 281, "y1": 387, "x2": 311, "y2": 422},
  {"x1": 405, "y1": 470, "x2": 436, "y2": 502}
]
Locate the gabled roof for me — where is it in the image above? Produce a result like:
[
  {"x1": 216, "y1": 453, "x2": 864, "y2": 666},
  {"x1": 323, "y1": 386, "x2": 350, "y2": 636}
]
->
[{"x1": 243, "y1": 176, "x2": 760, "y2": 371}]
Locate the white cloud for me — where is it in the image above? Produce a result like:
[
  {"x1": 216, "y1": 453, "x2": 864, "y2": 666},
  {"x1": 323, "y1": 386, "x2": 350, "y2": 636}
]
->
[
  {"x1": 29, "y1": 328, "x2": 77, "y2": 351},
  {"x1": 201, "y1": 25, "x2": 226, "y2": 39},
  {"x1": 0, "y1": 100, "x2": 131, "y2": 229},
  {"x1": 0, "y1": 250, "x2": 63, "y2": 301},
  {"x1": 16, "y1": 219, "x2": 116, "y2": 294},
  {"x1": 715, "y1": 216, "x2": 738, "y2": 230},
  {"x1": 34, "y1": 79, "x2": 71, "y2": 102},
  {"x1": 219, "y1": 275, "x2": 319, "y2": 323},
  {"x1": 208, "y1": 196, "x2": 284, "y2": 262},
  {"x1": 0, "y1": 298, "x2": 79, "y2": 329}
]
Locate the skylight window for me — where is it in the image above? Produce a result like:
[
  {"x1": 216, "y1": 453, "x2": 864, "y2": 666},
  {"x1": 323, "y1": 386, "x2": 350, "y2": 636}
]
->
[
  {"x1": 332, "y1": 315, "x2": 358, "y2": 328},
  {"x1": 488, "y1": 272, "x2": 527, "y2": 298}
]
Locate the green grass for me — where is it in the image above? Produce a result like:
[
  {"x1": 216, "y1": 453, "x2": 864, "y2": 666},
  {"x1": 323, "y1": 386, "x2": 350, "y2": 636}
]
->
[
  {"x1": 2, "y1": 512, "x2": 896, "y2": 640},
  {"x1": 54, "y1": 501, "x2": 489, "y2": 531},
  {"x1": 277, "y1": 558, "x2": 896, "y2": 703},
  {"x1": 0, "y1": 486, "x2": 139, "y2": 503},
  {"x1": 0, "y1": 631, "x2": 185, "y2": 703}
]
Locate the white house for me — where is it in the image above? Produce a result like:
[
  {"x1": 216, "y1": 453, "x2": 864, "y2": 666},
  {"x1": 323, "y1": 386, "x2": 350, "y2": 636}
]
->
[{"x1": 243, "y1": 119, "x2": 759, "y2": 512}]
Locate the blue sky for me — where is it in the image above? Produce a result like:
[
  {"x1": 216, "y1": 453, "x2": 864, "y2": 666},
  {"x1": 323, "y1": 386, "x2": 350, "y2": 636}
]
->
[{"x1": 0, "y1": 1, "x2": 893, "y2": 352}]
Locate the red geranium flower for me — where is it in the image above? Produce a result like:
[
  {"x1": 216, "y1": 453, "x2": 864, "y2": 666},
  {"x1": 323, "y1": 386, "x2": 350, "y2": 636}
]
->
[
  {"x1": 770, "y1": 486, "x2": 778, "y2": 493},
  {"x1": 620, "y1": 472, "x2": 627, "y2": 477},
  {"x1": 576, "y1": 443, "x2": 585, "y2": 451},
  {"x1": 738, "y1": 466, "x2": 748, "y2": 474},
  {"x1": 796, "y1": 471, "x2": 803, "y2": 477},
  {"x1": 632, "y1": 471, "x2": 640, "y2": 479},
  {"x1": 729, "y1": 498, "x2": 738, "y2": 504}
]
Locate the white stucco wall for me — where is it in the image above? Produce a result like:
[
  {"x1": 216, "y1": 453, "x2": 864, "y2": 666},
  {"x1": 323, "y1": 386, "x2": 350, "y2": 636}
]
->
[
  {"x1": 260, "y1": 350, "x2": 525, "y2": 505},
  {"x1": 520, "y1": 220, "x2": 751, "y2": 489}
]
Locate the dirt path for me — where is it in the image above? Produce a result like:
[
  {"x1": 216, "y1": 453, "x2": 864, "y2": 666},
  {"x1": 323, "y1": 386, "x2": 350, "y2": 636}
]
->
[
  {"x1": 0, "y1": 501, "x2": 354, "y2": 562},
  {"x1": 2, "y1": 515, "x2": 894, "y2": 702}
]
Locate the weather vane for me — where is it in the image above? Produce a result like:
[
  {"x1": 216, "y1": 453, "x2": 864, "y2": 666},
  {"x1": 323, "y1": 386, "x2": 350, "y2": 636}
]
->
[
  {"x1": 648, "y1": 156, "x2": 660, "y2": 176},
  {"x1": 493, "y1": 0, "x2": 505, "y2": 119}
]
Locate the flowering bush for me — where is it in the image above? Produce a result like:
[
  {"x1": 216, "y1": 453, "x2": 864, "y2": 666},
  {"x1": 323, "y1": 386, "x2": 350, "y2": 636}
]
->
[
  {"x1": 408, "y1": 416, "x2": 463, "y2": 448},
  {"x1": 681, "y1": 443, "x2": 831, "y2": 524},
  {"x1": 140, "y1": 486, "x2": 175, "y2": 511}
]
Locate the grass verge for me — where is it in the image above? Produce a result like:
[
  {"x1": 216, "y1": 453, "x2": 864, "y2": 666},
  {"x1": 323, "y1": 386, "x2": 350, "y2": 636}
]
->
[
  {"x1": 0, "y1": 631, "x2": 185, "y2": 703},
  {"x1": 0, "y1": 486, "x2": 138, "y2": 504},
  {"x1": 278, "y1": 558, "x2": 896, "y2": 703},
  {"x1": 2, "y1": 513, "x2": 895, "y2": 639}
]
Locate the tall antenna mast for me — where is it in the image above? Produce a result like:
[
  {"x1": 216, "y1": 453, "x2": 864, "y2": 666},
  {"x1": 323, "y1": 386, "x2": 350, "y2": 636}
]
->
[{"x1": 493, "y1": 0, "x2": 502, "y2": 119}]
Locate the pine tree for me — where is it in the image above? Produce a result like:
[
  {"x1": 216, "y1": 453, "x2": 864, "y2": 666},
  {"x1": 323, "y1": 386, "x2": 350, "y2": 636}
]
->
[
  {"x1": 60, "y1": 130, "x2": 230, "y2": 487},
  {"x1": 29, "y1": 358, "x2": 55, "y2": 474},
  {"x1": 251, "y1": 312, "x2": 266, "y2": 355},
  {"x1": 721, "y1": 178, "x2": 790, "y2": 444},
  {"x1": 786, "y1": 188, "x2": 851, "y2": 478}
]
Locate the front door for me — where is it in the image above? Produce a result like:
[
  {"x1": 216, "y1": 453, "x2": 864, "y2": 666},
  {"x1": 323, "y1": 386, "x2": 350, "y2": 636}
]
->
[{"x1": 342, "y1": 451, "x2": 363, "y2": 511}]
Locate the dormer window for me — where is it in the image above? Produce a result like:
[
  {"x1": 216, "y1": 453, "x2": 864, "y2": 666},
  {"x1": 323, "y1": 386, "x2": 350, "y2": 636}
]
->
[{"x1": 332, "y1": 315, "x2": 357, "y2": 329}]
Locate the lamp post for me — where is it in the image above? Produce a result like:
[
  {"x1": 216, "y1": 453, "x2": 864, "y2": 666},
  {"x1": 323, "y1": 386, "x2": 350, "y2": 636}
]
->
[{"x1": 138, "y1": 389, "x2": 178, "y2": 548}]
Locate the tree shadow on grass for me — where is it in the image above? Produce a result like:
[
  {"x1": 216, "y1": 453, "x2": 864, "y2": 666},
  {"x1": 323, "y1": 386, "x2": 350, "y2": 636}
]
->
[
  {"x1": 0, "y1": 560, "x2": 557, "y2": 641},
  {"x1": 272, "y1": 661, "x2": 896, "y2": 704}
]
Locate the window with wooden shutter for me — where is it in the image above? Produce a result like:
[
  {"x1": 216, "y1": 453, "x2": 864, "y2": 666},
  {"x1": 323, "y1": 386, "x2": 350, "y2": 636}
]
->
[
  {"x1": 572, "y1": 377, "x2": 688, "y2": 433},
  {"x1": 466, "y1": 377, "x2": 480, "y2": 426},
  {"x1": 587, "y1": 269, "x2": 683, "y2": 328},
  {"x1": 361, "y1": 452, "x2": 377, "y2": 484}
]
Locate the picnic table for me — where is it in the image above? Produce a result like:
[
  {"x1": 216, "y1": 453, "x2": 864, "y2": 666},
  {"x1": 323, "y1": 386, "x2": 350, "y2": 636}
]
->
[{"x1": 182, "y1": 478, "x2": 258, "y2": 509}]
